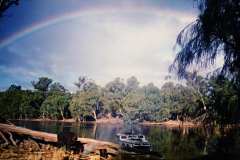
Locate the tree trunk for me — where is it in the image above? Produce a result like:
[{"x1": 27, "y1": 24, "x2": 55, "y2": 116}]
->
[
  {"x1": 197, "y1": 88, "x2": 207, "y2": 111},
  {"x1": 92, "y1": 110, "x2": 97, "y2": 121},
  {"x1": 60, "y1": 110, "x2": 65, "y2": 120}
]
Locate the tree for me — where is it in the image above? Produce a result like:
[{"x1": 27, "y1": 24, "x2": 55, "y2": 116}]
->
[
  {"x1": 142, "y1": 83, "x2": 161, "y2": 113},
  {"x1": 208, "y1": 75, "x2": 240, "y2": 125},
  {"x1": 32, "y1": 77, "x2": 52, "y2": 92},
  {"x1": 49, "y1": 82, "x2": 67, "y2": 93},
  {"x1": 127, "y1": 83, "x2": 161, "y2": 122},
  {"x1": 184, "y1": 72, "x2": 209, "y2": 114},
  {"x1": 74, "y1": 76, "x2": 90, "y2": 91},
  {"x1": 104, "y1": 78, "x2": 126, "y2": 116},
  {"x1": 0, "y1": 87, "x2": 22, "y2": 119},
  {"x1": 170, "y1": 0, "x2": 240, "y2": 84},
  {"x1": 122, "y1": 87, "x2": 145, "y2": 121},
  {"x1": 7, "y1": 84, "x2": 21, "y2": 91},
  {"x1": 0, "y1": 87, "x2": 41, "y2": 119},
  {"x1": 125, "y1": 76, "x2": 139, "y2": 93},
  {"x1": 19, "y1": 90, "x2": 40, "y2": 119},
  {"x1": 40, "y1": 93, "x2": 70, "y2": 120},
  {"x1": 0, "y1": 0, "x2": 19, "y2": 17},
  {"x1": 170, "y1": 0, "x2": 240, "y2": 125},
  {"x1": 160, "y1": 82, "x2": 200, "y2": 121},
  {"x1": 70, "y1": 79, "x2": 100, "y2": 121}
]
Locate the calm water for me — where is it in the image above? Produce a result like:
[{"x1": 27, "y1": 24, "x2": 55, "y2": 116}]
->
[{"x1": 12, "y1": 120, "x2": 240, "y2": 160}]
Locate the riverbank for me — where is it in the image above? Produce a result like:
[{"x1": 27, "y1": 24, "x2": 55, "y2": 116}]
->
[
  {"x1": 0, "y1": 122, "x2": 119, "y2": 160},
  {"x1": 12, "y1": 117, "x2": 124, "y2": 124},
  {"x1": 12, "y1": 119, "x2": 202, "y2": 128},
  {"x1": 140, "y1": 120, "x2": 201, "y2": 128}
]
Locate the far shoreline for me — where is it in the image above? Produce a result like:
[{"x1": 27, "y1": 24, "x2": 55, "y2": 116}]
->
[
  {"x1": 11, "y1": 117, "x2": 124, "y2": 124},
  {"x1": 11, "y1": 118, "x2": 202, "y2": 128},
  {"x1": 139, "y1": 120, "x2": 202, "y2": 128}
]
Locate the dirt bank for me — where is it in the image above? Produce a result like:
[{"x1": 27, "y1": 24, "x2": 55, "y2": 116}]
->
[
  {"x1": 0, "y1": 122, "x2": 119, "y2": 160},
  {"x1": 140, "y1": 120, "x2": 201, "y2": 128},
  {"x1": 12, "y1": 117, "x2": 124, "y2": 124},
  {"x1": 96, "y1": 117, "x2": 123, "y2": 124},
  {"x1": 12, "y1": 119, "x2": 200, "y2": 128}
]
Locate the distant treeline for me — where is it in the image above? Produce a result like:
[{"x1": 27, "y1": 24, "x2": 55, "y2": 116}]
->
[{"x1": 0, "y1": 73, "x2": 239, "y2": 125}]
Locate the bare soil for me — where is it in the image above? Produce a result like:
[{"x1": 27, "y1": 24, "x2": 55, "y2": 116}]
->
[
  {"x1": 14, "y1": 117, "x2": 124, "y2": 124},
  {"x1": 140, "y1": 120, "x2": 201, "y2": 128}
]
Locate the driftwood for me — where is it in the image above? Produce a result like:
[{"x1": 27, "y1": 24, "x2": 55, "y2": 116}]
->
[
  {"x1": 0, "y1": 123, "x2": 119, "y2": 155},
  {"x1": 0, "y1": 130, "x2": 8, "y2": 146}
]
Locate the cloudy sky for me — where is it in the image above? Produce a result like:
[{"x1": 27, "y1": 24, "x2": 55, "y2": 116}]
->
[{"x1": 0, "y1": 0, "x2": 199, "y2": 91}]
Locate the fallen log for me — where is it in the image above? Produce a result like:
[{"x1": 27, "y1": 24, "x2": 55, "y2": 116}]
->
[
  {"x1": 0, "y1": 123, "x2": 119, "y2": 155},
  {"x1": 78, "y1": 137, "x2": 119, "y2": 155}
]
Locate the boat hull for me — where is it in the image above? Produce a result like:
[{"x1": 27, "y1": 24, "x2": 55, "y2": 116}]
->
[
  {"x1": 117, "y1": 133, "x2": 152, "y2": 153},
  {"x1": 120, "y1": 141, "x2": 151, "y2": 153}
]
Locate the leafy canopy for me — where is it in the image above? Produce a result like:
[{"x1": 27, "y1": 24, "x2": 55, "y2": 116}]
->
[{"x1": 171, "y1": 0, "x2": 240, "y2": 82}]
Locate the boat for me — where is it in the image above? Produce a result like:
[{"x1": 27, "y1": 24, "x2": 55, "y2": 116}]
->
[{"x1": 116, "y1": 133, "x2": 152, "y2": 153}]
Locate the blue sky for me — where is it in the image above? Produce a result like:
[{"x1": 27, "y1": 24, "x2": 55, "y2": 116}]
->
[{"x1": 0, "y1": 0, "x2": 199, "y2": 91}]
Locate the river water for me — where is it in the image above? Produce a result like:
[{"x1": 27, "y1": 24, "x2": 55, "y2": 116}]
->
[{"x1": 12, "y1": 120, "x2": 240, "y2": 160}]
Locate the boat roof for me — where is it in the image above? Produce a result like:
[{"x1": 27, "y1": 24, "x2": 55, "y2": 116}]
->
[{"x1": 117, "y1": 133, "x2": 145, "y2": 136}]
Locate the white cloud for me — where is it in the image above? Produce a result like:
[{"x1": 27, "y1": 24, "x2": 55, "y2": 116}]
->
[{"x1": 3, "y1": 9, "x2": 197, "y2": 91}]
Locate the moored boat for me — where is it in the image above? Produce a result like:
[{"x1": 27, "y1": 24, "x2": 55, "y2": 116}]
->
[{"x1": 116, "y1": 133, "x2": 151, "y2": 153}]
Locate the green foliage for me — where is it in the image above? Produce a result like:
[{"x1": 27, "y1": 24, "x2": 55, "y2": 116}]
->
[
  {"x1": 49, "y1": 82, "x2": 66, "y2": 93},
  {"x1": 70, "y1": 79, "x2": 100, "y2": 121},
  {"x1": 125, "y1": 76, "x2": 139, "y2": 93},
  {"x1": 104, "y1": 78, "x2": 126, "y2": 116},
  {"x1": 32, "y1": 77, "x2": 53, "y2": 92},
  {"x1": 7, "y1": 84, "x2": 21, "y2": 91},
  {"x1": 171, "y1": 0, "x2": 240, "y2": 84},
  {"x1": 0, "y1": 75, "x2": 239, "y2": 125},
  {"x1": 40, "y1": 93, "x2": 70, "y2": 119},
  {"x1": 137, "y1": 83, "x2": 162, "y2": 121},
  {"x1": 208, "y1": 75, "x2": 240, "y2": 124},
  {"x1": 170, "y1": 0, "x2": 240, "y2": 125},
  {"x1": 160, "y1": 82, "x2": 200, "y2": 121},
  {"x1": 19, "y1": 90, "x2": 42, "y2": 119},
  {"x1": 0, "y1": 89, "x2": 43, "y2": 119},
  {"x1": 0, "y1": 89, "x2": 22, "y2": 119}
]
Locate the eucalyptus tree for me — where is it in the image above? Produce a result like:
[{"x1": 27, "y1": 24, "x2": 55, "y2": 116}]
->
[
  {"x1": 74, "y1": 76, "x2": 87, "y2": 90},
  {"x1": 122, "y1": 83, "x2": 144, "y2": 121},
  {"x1": 170, "y1": 0, "x2": 240, "y2": 124},
  {"x1": 49, "y1": 82, "x2": 67, "y2": 93},
  {"x1": 0, "y1": 86, "x2": 22, "y2": 119},
  {"x1": 182, "y1": 72, "x2": 210, "y2": 123},
  {"x1": 7, "y1": 84, "x2": 21, "y2": 91},
  {"x1": 135, "y1": 83, "x2": 162, "y2": 121},
  {"x1": 70, "y1": 77, "x2": 101, "y2": 121},
  {"x1": 160, "y1": 82, "x2": 200, "y2": 121},
  {"x1": 184, "y1": 72, "x2": 208, "y2": 110},
  {"x1": 0, "y1": 0, "x2": 19, "y2": 16},
  {"x1": 32, "y1": 77, "x2": 53, "y2": 92},
  {"x1": 18, "y1": 90, "x2": 41, "y2": 119},
  {"x1": 208, "y1": 75, "x2": 240, "y2": 125},
  {"x1": 0, "y1": 85, "x2": 41, "y2": 119},
  {"x1": 104, "y1": 77, "x2": 126, "y2": 116},
  {"x1": 171, "y1": 0, "x2": 240, "y2": 85},
  {"x1": 40, "y1": 93, "x2": 70, "y2": 119},
  {"x1": 125, "y1": 76, "x2": 140, "y2": 93}
]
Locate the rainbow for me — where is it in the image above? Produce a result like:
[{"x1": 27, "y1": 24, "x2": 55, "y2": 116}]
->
[
  {"x1": 0, "y1": 5, "x2": 190, "y2": 49},
  {"x1": 0, "y1": 7, "x2": 104, "y2": 49}
]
